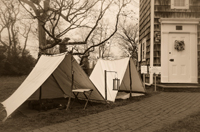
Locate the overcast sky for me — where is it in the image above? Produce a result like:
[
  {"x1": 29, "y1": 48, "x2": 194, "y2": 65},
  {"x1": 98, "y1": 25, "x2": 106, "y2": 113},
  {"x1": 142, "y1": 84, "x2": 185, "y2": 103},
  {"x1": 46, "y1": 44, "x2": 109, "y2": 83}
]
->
[{"x1": 1, "y1": 0, "x2": 139, "y2": 58}]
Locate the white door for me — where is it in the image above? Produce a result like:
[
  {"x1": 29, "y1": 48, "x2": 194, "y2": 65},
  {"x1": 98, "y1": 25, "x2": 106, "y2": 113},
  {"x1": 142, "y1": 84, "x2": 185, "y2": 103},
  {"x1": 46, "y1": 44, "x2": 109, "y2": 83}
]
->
[{"x1": 168, "y1": 33, "x2": 190, "y2": 83}]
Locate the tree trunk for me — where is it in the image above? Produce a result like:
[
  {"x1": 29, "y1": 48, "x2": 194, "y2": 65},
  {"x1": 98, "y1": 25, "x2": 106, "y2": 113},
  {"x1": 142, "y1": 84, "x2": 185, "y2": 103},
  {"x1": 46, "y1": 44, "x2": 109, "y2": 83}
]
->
[
  {"x1": 59, "y1": 45, "x2": 66, "y2": 53},
  {"x1": 38, "y1": 0, "x2": 49, "y2": 57},
  {"x1": 38, "y1": 20, "x2": 46, "y2": 54},
  {"x1": 80, "y1": 54, "x2": 90, "y2": 76}
]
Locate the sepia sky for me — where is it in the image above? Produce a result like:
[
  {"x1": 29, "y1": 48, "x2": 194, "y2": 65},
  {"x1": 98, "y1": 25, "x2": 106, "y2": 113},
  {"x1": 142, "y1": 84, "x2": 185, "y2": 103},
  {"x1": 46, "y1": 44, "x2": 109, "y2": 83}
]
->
[{"x1": 0, "y1": 0, "x2": 139, "y2": 58}]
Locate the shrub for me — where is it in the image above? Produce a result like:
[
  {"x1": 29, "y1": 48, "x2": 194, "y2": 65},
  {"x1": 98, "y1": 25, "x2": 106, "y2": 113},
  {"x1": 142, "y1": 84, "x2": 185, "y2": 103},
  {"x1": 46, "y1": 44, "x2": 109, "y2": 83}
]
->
[{"x1": 0, "y1": 46, "x2": 36, "y2": 76}]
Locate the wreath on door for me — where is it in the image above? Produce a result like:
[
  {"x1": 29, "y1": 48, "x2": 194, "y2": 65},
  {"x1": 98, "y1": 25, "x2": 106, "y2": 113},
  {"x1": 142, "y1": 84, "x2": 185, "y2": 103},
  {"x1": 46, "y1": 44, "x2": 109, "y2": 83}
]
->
[{"x1": 174, "y1": 40, "x2": 185, "y2": 51}]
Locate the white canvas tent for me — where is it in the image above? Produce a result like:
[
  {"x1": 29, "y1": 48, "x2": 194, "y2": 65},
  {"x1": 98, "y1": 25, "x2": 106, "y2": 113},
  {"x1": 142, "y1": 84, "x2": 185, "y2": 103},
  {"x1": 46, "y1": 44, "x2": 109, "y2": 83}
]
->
[
  {"x1": 1, "y1": 53, "x2": 104, "y2": 121},
  {"x1": 90, "y1": 58, "x2": 146, "y2": 102}
]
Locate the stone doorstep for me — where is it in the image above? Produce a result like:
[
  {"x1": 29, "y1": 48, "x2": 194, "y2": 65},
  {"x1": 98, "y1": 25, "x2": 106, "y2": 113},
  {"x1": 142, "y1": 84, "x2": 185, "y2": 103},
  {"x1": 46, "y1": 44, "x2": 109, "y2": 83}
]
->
[
  {"x1": 152, "y1": 83, "x2": 200, "y2": 91},
  {"x1": 157, "y1": 85, "x2": 200, "y2": 88}
]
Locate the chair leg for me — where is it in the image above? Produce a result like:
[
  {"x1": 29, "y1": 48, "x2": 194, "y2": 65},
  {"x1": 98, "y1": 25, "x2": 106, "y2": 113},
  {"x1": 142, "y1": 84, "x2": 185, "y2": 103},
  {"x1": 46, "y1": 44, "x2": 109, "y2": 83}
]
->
[
  {"x1": 66, "y1": 97, "x2": 71, "y2": 110},
  {"x1": 83, "y1": 91, "x2": 92, "y2": 109}
]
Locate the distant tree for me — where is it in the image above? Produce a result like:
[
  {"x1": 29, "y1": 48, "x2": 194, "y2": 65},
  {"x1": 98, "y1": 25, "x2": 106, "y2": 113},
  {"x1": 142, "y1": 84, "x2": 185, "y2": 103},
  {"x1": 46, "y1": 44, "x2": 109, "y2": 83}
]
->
[
  {"x1": 117, "y1": 23, "x2": 139, "y2": 59},
  {"x1": 72, "y1": 20, "x2": 113, "y2": 75},
  {"x1": 0, "y1": 46, "x2": 7, "y2": 73},
  {"x1": 0, "y1": 0, "x2": 20, "y2": 56},
  {"x1": 0, "y1": 0, "x2": 36, "y2": 75},
  {"x1": 0, "y1": 0, "x2": 34, "y2": 56},
  {"x1": 114, "y1": 3, "x2": 139, "y2": 59},
  {"x1": 2, "y1": 46, "x2": 36, "y2": 75},
  {"x1": 95, "y1": 22, "x2": 111, "y2": 59},
  {"x1": 19, "y1": 21, "x2": 34, "y2": 56}
]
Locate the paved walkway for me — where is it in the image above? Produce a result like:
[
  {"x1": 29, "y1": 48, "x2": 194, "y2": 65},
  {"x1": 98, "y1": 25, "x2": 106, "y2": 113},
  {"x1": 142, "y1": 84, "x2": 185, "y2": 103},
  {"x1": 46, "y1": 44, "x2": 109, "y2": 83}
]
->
[{"x1": 31, "y1": 92, "x2": 200, "y2": 132}]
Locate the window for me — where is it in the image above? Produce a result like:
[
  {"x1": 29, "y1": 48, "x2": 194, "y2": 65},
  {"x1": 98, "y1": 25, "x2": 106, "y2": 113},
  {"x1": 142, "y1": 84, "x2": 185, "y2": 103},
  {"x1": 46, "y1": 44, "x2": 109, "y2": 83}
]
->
[
  {"x1": 171, "y1": 0, "x2": 189, "y2": 9},
  {"x1": 142, "y1": 38, "x2": 146, "y2": 61},
  {"x1": 138, "y1": 38, "x2": 146, "y2": 62},
  {"x1": 138, "y1": 43, "x2": 141, "y2": 62}
]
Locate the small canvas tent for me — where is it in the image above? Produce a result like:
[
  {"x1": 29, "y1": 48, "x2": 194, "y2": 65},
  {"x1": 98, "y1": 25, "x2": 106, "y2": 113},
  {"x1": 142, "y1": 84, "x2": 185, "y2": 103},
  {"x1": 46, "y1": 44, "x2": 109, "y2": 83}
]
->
[
  {"x1": 1, "y1": 53, "x2": 104, "y2": 121},
  {"x1": 90, "y1": 58, "x2": 146, "y2": 102}
]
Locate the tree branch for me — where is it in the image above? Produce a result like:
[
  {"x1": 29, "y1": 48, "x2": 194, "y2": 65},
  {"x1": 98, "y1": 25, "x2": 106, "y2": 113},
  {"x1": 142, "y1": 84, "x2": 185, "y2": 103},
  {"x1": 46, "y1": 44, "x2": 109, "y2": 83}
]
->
[
  {"x1": 73, "y1": 1, "x2": 124, "y2": 56},
  {"x1": 18, "y1": 0, "x2": 39, "y2": 17}
]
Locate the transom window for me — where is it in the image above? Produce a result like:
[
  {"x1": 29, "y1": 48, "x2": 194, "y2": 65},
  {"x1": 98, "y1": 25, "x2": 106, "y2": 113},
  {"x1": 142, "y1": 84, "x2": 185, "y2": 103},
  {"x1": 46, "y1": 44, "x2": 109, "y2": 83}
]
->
[{"x1": 171, "y1": 0, "x2": 189, "y2": 9}]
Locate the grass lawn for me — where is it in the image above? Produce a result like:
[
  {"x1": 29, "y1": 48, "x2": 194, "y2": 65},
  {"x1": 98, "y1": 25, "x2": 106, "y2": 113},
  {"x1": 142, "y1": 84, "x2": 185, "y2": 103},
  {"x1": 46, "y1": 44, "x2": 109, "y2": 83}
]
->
[
  {"x1": 155, "y1": 111, "x2": 200, "y2": 132},
  {"x1": 0, "y1": 76, "x2": 157, "y2": 132}
]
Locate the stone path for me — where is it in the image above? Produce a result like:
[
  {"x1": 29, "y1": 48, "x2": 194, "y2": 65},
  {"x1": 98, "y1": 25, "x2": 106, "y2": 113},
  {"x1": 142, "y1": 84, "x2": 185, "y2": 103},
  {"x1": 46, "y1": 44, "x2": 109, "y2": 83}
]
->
[{"x1": 31, "y1": 92, "x2": 200, "y2": 132}]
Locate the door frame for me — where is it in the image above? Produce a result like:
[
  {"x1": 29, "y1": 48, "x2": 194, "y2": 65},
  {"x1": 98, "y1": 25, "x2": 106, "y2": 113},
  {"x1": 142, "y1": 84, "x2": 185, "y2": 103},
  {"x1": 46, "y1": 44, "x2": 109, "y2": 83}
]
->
[{"x1": 160, "y1": 18, "x2": 199, "y2": 83}]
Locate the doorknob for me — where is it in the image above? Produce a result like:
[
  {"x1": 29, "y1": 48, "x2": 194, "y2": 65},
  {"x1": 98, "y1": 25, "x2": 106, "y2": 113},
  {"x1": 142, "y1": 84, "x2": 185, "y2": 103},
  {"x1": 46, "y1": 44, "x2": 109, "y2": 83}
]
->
[{"x1": 169, "y1": 59, "x2": 174, "y2": 62}]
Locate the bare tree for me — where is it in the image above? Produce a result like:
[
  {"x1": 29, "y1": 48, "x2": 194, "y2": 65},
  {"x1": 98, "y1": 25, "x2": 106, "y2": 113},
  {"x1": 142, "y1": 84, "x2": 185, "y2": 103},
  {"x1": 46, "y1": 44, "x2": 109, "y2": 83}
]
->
[
  {"x1": 0, "y1": 0, "x2": 37, "y2": 76},
  {"x1": 18, "y1": 0, "x2": 131, "y2": 56},
  {"x1": 112, "y1": 0, "x2": 139, "y2": 59},
  {"x1": 95, "y1": 21, "x2": 110, "y2": 59},
  {"x1": 0, "y1": 0, "x2": 35, "y2": 57},
  {"x1": 117, "y1": 22, "x2": 139, "y2": 59},
  {"x1": 0, "y1": 0, "x2": 20, "y2": 56},
  {"x1": 77, "y1": 20, "x2": 111, "y2": 59},
  {"x1": 72, "y1": 19, "x2": 113, "y2": 73},
  {"x1": 19, "y1": 21, "x2": 33, "y2": 56}
]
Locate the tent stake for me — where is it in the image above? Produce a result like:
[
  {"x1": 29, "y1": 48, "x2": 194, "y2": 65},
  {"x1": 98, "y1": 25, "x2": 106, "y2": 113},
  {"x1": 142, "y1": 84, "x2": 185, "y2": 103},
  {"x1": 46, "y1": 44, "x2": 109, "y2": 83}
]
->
[
  {"x1": 66, "y1": 97, "x2": 71, "y2": 110},
  {"x1": 129, "y1": 60, "x2": 132, "y2": 98}
]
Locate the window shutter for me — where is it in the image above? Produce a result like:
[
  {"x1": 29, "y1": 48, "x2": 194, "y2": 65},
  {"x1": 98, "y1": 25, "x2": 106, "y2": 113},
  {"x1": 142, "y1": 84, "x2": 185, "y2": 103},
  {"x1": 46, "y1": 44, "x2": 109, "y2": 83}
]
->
[{"x1": 138, "y1": 43, "x2": 141, "y2": 62}]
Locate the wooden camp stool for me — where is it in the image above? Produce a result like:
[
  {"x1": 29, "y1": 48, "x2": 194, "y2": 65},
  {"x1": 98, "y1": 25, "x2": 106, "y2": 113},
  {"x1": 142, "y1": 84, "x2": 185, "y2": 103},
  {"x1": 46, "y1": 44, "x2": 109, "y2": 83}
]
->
[{"x1": 72, "y1": 89, "x2": 93, "y2": 109}]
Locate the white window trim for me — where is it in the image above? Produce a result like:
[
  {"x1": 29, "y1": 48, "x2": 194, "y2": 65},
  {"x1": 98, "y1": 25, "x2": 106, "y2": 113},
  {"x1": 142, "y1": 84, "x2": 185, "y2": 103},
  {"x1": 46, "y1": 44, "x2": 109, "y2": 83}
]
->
[
  {"x1": 138, "y1": 43, "x2": 141, "y2": 62},
  {"x1": 171, "y1": 0, "x2": 189, "y2": 9},
  {"x1": 142, "y1": 38, "x2": 146, "y2": 61}
]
